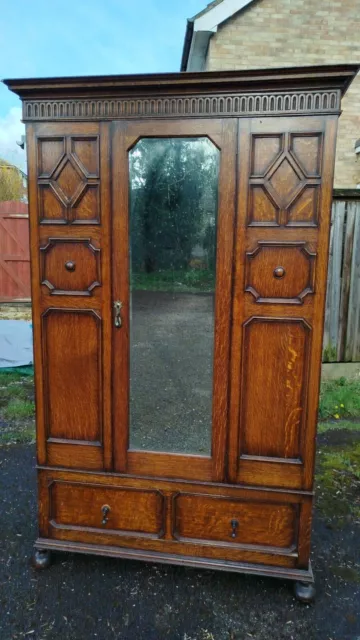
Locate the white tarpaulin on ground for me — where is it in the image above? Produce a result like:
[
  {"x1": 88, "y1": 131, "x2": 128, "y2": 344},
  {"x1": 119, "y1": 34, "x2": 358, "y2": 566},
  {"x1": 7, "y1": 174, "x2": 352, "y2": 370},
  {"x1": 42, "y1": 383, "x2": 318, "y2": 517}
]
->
[{"x1": 0, "y1": 320, "x2": 33, "y2": 368}]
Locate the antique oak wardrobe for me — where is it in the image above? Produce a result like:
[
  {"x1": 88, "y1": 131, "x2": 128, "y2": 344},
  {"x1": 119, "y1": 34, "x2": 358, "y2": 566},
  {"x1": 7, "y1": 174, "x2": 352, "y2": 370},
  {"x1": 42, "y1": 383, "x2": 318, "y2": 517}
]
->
[{"x1": 5, "y1": 65, "x2": 358, "y2": 602}]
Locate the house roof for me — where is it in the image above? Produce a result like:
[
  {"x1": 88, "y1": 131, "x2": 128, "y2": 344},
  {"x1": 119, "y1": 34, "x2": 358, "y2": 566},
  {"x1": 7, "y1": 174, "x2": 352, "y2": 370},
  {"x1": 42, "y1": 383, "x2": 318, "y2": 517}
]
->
[
  {"x1": 191, "y1": 0, "x2": 226, "y2": 21},
  {"x1": 181, "y1": 0, "x2": 257, "y2": 71}
]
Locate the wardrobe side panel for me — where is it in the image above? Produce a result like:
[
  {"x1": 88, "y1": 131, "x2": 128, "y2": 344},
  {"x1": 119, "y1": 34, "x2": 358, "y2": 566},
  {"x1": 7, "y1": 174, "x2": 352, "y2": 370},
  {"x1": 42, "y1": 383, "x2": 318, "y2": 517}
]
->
[
  {"x1": 229, "y1": 116, "x2": 338, "y2": 491},
  {"x1": 27, "y1": 122, "x2": 112, "y2": 470}
]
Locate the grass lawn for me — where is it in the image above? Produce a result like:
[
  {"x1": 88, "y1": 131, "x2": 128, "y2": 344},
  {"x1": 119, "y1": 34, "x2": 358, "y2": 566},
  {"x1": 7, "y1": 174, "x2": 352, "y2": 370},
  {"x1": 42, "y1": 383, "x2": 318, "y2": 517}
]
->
[
  {"x1": 131, "y1": 268, "x2": 215, "y2": 293},
  {"x1": 319, "y1": 377, "x2": 360, "y2": 421},
  {"x1": 0, "y1": 371, "x2": 35, "y2": 445}
]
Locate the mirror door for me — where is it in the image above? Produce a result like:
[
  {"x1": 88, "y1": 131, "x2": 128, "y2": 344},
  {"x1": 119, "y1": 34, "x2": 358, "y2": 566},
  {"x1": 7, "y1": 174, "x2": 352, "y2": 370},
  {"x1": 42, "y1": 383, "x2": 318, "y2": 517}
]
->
[{"x1": 112, "y1": 119, "x2": 236, "y2": 482}]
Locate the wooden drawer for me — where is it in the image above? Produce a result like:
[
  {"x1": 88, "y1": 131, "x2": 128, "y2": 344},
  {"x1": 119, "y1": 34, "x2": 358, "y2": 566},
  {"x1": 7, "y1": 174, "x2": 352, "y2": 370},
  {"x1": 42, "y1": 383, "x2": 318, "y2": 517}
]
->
[
  {"x1": 173, "y1": 493, "x2": 298, "y2": 550},
  {"x1": 50, "y1": 481, "x2": 165, "y2": 538}
]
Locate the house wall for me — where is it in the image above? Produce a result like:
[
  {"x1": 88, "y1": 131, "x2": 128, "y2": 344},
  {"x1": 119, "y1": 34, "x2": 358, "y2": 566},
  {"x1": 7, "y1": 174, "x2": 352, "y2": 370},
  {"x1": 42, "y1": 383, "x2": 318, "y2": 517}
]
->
[{"x1": 205, "y1": 0, "x2": 360, "y2": 188}]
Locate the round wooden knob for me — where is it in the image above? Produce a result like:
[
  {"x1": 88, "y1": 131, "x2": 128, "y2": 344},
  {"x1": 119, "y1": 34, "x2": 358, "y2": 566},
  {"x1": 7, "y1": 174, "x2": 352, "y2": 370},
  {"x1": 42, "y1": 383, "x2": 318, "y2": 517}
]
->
[
  {"x1": 273, "y1": 266, "x2": 285, "y2": 278},
  {"x1": 65, "y1": 260, "x2": 76, "y2": 272}
]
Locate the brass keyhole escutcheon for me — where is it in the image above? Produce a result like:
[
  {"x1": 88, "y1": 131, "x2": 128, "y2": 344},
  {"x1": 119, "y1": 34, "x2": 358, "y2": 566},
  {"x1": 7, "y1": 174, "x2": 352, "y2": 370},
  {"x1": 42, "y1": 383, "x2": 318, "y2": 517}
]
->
[
  {"x1": 230, "y1": 519, "x2": 239, "y2": 538},
  {"x1": 113, "y1": 300, "x2": 123, "y2": 328},
  {"x1": 273, "y1": 266, "x2": 285, "y2": 279},
  {"x1": 101, "y1": 504, "x2": 110, "y2": 526},
  {"x1": 65, "y1": 260, "x2": 76, "y2": 272}
]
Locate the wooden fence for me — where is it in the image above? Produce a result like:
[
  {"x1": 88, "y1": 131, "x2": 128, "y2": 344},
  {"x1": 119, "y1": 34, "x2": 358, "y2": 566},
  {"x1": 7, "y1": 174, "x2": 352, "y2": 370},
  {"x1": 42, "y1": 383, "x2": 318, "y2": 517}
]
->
[
  {"x1": 0, "y1": 200, "x2": 31, "y2": 302},
  {"x1": 324, "y1": 199, "x2": 360, "y2": 362}
]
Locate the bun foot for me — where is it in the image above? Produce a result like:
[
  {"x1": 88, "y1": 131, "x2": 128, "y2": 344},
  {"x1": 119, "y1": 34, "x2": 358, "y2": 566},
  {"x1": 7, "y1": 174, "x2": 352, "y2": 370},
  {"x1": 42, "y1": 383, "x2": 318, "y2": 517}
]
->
[
  {"x1": 32, "y1": 549, "x2": 52, "y2": 570},
  {"x1": 294, "y1": 581, "x2": 316, "y2": 603}
]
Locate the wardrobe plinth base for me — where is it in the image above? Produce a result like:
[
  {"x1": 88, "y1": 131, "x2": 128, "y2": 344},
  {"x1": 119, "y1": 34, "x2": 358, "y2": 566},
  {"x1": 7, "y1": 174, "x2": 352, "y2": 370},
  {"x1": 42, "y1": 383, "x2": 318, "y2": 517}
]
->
[{"x1": 34, "y1": 538, "x2": 314, "y2": 586}]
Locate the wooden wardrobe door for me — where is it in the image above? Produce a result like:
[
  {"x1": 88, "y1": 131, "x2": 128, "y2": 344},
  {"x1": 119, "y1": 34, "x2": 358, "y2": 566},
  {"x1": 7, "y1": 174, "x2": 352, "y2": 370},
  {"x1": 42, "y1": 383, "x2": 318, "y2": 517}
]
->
[
  {"x1": 229, "y1": 116, "x2": 338, "y2": 490},
  {"x1": 111, "y1": 119, "x2": 237, "y2": 482},
  {"x1": 27, "y1": 122, "x2": 112, "y2": 470}
]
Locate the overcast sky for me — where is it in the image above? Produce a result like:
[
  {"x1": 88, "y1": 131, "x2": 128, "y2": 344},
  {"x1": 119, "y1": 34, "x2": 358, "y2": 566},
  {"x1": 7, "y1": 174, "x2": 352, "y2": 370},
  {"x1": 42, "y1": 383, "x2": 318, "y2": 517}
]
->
[{"x1": 0, "y1": 0, "x2": 206, "y2": 170}]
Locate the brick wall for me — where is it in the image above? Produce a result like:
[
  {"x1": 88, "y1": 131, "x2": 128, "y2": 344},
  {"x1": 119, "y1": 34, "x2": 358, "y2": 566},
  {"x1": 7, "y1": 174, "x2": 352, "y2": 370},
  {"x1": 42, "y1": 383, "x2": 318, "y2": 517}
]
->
[{"x1": 205, "y1": 0, "x2": 360, "y2": 188}]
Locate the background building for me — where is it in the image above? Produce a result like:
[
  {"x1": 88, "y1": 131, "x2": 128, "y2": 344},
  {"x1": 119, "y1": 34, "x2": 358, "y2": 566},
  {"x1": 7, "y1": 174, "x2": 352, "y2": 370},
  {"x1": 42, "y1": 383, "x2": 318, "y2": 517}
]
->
[{"x1": 181, "y1": 0, "x2": 360, "y2": 189}]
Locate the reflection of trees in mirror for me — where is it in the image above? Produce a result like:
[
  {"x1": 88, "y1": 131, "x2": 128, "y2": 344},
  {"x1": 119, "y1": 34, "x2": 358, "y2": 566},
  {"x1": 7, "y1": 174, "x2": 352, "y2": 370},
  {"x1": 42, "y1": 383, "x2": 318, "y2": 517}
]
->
[{"x1": 129, "y1": 137, "x2": 219, "y2": 293}]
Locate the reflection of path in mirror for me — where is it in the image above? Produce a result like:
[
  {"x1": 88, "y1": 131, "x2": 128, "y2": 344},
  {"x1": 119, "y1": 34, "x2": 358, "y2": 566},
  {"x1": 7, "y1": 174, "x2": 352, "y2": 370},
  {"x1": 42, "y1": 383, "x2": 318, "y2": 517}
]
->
[{"x1": 129, "y1": 290, "x2": 214, "y2": 455}]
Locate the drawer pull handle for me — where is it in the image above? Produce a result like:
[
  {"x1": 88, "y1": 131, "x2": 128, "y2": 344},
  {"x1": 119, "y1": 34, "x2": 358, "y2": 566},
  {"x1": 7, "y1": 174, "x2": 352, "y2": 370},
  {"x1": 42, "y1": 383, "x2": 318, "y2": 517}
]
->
[
  {"x1": 273, "y1": 266, "x2": 285, "y2": 279},
  {"x1": 113, "y1": 300, "x2": 123, "y2": 328},
  {"x1": 101, "y1": 504, "x2": 110, "y2": 526},
  {"x1": 65, "y1": 260, "x2": 76, "y2": 272},
  {"x1": 230, "y1": 519, "x2": 239, "y2": 538}
]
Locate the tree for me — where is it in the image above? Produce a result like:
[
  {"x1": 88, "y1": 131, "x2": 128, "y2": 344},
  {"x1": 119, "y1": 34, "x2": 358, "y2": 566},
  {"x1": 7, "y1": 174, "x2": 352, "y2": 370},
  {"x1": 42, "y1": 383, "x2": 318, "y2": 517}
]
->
[
  {"x1": 129, "y1": 138, "x2": 219, "y2": 274},
  {"x1": 0, "y1": 159, "x2": 27, "y2": 201}
]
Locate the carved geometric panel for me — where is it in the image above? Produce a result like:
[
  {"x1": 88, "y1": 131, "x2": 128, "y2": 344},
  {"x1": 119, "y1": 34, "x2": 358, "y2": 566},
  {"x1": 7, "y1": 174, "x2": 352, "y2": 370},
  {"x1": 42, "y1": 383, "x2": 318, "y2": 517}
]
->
[
  {"x1": 38, "y1": 185, "x2": 66, "y2": 222},
  {"x1": 40, "y1": 238, "x2": 101, "y2": 296},
  {"x1": 288, "y1": 186, "x2": 319, "y2": 226},
  {"x1": 269, "y1": 158, "x2": 301, "y2": 205},
  {"x1": 251, "y1": 135, "x2": 282, "y2": 176},
  {"x1": 290, "y1": 134, "x2": 322, "y2": 177},
  {"x1": 248, "y1": 131, "x2": 322, "y2": 227},
  {"x1": 240, "y1": 317, "x2": 311, "y2": 459},
  {"x1": 38, "y1": 137, "x2": 65, "y2": 176},
  {"x1": 245, "y1": 242, "x2": 316, "y2": 304},
  {"x1": 248, "y1": 186, "x2": 280, "y2": 226},
  {"x1": 42, "y1": 309, "x2": 102, "y2": 442},
  {"x1": 73, "y1": 185, "x2": 99, "y2": 222},
  {"x1": 71, "y1": 137, "x2": 99, "y2": 176},
  {"x1": 37, "y1": 135, "x2": 100, "y2": 224}
]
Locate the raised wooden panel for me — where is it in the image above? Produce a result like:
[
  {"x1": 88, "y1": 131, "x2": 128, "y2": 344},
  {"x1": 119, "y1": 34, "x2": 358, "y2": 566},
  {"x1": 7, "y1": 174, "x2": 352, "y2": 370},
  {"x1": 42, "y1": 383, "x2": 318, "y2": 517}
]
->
[
  {"x1": 288, "y1": 186, "x2": 319, "y2": 226},
  {"x1": 173, "y1": 493, "x2": 298, "y2": 550},
  {"x1": 248, "y1": 131, "x2": 322, "y2": 227},
  {"x1": 268, "y1": 157, "x2": 302, "y2": 205},
  {"x1": 240, "y1": 317, "x2": 311, "y2": 459},
  {"x1": 251, "y1": 135, "x2": 282, "y2": 176},
  {"x1": 71, "y1": 137, "x2": 99, "y2": 176},
  {"x1": 245, "y1": 242, "x2": 316, "y2": 304},
  {"x1": 248, "y1": 186, "x2": 280, "y2": 226},
  {"x1": 37, "y1": 135, "x2": 100, "y2": 224},
  {"x1": 73, "y1": 185, "x2": 99, "y2": 221},
  {"x1": 290, "y1": 134, "x2": 322, "y2": 176},
  {"x1": 40, "y1": 238, "x2": 101, "y2": 296},
  {"x1": 38, "y1": 185, "x2": 66, "y2": 223},
  {"x1": 42, "y1": 309, "x2": 102, "y2": 442},
  {"x1": 38, "y1": 137, "x2": 65, "y2": 176},
  {"x1": 50, "y1": 481, "x2": 165, "y2": 537}
]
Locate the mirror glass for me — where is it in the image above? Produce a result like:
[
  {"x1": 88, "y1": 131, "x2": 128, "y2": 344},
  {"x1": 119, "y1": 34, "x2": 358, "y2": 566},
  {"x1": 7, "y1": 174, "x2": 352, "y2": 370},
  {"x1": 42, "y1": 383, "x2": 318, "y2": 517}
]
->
[{"x1": 129, "y1": 137, "x2": 219, "y2": 454}]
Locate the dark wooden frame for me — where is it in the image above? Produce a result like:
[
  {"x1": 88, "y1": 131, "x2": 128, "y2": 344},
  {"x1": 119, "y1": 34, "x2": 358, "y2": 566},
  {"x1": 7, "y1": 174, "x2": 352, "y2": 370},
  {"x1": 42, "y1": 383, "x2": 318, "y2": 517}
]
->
[{"x1": 111, "y1": 118, "x2": 237, "y2": 482}]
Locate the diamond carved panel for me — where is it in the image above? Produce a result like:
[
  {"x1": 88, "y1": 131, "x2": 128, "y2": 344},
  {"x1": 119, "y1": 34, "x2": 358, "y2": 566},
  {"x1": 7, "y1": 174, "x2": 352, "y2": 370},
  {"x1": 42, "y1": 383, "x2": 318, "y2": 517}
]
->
[
  {"x1": 37, "y1": 135, "x2": 100, "y2": 224},
  {"x1": 248, "y1": 131, "x2": 322, "y2": 227},
  {"x1": 268, "y1": 158, "x2": 301, "y2": 205}
]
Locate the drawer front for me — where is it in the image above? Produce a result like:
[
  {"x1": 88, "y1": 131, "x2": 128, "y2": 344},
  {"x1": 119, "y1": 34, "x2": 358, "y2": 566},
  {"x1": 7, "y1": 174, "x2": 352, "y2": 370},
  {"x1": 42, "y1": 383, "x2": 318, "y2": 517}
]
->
[
  {"x1": 173, "y1": 493, "x2": 298, "y2": 549},
  {"x1": 50, "y1": 481, "x2": 165, "y2": 537}
]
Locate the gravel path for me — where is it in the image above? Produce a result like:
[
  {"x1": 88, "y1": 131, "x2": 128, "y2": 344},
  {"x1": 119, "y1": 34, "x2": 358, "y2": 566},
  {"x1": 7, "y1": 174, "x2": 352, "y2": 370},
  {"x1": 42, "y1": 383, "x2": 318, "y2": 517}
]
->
[{"x1": 130, "y1": 291, "x2": 214, "y2": 454}]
